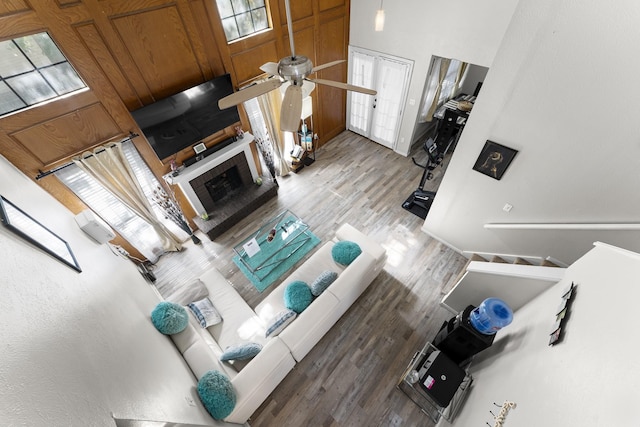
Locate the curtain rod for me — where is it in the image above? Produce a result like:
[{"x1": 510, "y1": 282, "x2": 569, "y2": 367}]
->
[{"x1": 35, "y1": 133, "x2": 139, "y2": 181}]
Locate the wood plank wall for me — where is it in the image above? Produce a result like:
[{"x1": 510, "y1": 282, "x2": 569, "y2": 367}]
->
[{"x1": 0, "y1": 0, "x2": 350, "y2": 258}]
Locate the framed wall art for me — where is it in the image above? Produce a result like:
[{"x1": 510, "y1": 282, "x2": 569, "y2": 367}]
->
[
  {"x1": 0, "y1": 195, "x2": 81, "y2": 272},
  {"x1": 472, "y1": 140, "x2": 518, "y2": 180}
]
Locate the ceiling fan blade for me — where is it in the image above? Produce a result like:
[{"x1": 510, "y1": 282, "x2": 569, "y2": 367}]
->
[
  {"x1": 280, "y1": 84, "x2": 303, "y2": 132},
  {"x1": 307, "y1": 78, "x2": 377, "y2": 96},
  {"x1": 311, "y1": 59, "x2": 346, "y2": 73},
  {"x1": 259, "y1": 62, "x2": 279, "y2": 76},
  {"x1": 218, "y1": 79, "x2": 283, "y2": 109}
]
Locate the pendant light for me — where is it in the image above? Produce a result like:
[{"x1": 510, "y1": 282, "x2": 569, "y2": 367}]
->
[{"x1": 375, "y1": 0, "x2": 385, "y2": 32}]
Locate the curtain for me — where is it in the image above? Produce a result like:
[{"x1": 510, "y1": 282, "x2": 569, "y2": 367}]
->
[
  {"x1": 244, "y1": 97, "x2": 277, "y2": 180},
  {"x1": 348, "y1": 50, "x2": 376, "y2": 135},
  {"x1": 256, "y1": 81, "x2": 291, "y2": 176},
  {"x1": 453, "y1": 62, "x2": 470, "y2": 94},
  {"x1": 73, "y1": 142, "x2": 183, "y2": 252},
  {"x1": 56, "y1": 164, "x2": 166, "y2": 262},
  {"x1": 418, "y1": 57, "x2": 451, "y2": 123}
]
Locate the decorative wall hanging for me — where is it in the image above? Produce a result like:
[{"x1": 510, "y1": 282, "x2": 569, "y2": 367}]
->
[
  {"x1": 487, "y1": 401, "x2": 517, "y2": 427},
  {"x1": 549, "y1": 281, "x2": 576, "y2": 346},
  {"x1": 0, "y1": 195, "x2": 81, "y2": 272},
  {"x1": 473, "y1": 140, "x2": 518, "y2": 180}
]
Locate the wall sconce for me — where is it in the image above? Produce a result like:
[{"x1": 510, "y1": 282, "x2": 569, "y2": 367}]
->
[{"x1": 375, "y1": 0, "x2": 385, "y2": 32}]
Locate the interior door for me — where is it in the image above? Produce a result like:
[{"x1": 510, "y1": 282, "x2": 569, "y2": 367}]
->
[
  {"x1": 347, "y1": 47, "x2": 413, "y2": 149},
  {"x1": 347, "y1": 50, "x2": 376, "y2": 138}
]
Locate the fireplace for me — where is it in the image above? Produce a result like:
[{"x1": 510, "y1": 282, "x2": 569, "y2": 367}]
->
[
  {"x1": 189, "y1": 152, "x2": 255, "y2": 213},
  {"x1": 164, "y1": 134, "x2": 278, "y2": 240},
  {"x1": 206, "y1": 166, "x2": 242, "y2": 203}
]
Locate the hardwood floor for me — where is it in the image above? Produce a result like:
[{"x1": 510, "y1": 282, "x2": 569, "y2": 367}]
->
[{"x1": 152, "y1": 131, "x2": 467, "y2": 426}]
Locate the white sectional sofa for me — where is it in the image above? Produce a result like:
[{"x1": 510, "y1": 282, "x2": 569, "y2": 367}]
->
[{"x1": 163, "y1": 223, "x2": 386, "y2": 424}]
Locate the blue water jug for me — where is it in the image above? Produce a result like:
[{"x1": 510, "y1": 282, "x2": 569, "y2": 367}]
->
[{"x1": 469, "y1": 297, "x2": 513, "y2": 335}]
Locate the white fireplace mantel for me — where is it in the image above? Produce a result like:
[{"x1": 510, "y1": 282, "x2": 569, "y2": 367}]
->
[{"x1": 163, "y1": 133, "x2": 258, "y2": 215}]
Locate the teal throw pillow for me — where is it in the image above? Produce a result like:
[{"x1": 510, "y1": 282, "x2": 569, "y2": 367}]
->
[
  {"x1": 220, "y1": 342, "x2": 263, "y2": 361},
  {"x1": 311, "y1": 271, "x2": 338, "y2": 296},
  {"x1": 284, "y1": 281, "x2": 313, "y2": 314},
  {"x1": 197, "y1": 370, "x2": 236, "y2": 420},
  {"x1": 151, "y1": 301, "x2": 189, "y2": 335},
  {"x1": 332, "y1": 240, "x2": 362, "y2": 266}
]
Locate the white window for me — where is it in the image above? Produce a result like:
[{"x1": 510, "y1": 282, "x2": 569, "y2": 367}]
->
[
  {"x1": 0, "y1": 32, "x2": 86, "y2": 116},
  {"x1": 347, "y1": 47, "x2": 413, "y2": 149},
  {"x1": 216, "y1": 0, "x2": 270, "y2": 42},
  {"x1": 348, "y1": 50, "x2": 376, "y2": 136},
  {"x1": 417, "y1": 57, "x2": 469, "y2": 123},
  {"x1": 437, "y1": 59, "x2": 463, "y2": 106}
]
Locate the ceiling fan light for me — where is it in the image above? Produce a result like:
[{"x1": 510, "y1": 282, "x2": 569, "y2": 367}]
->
[
  {"x1": 375, "y1": 9, "x2": 385, "y2": 32},
  {"x1": 301, "y1": 96, "x2": 313, "y2": 120},
  {"x1": 279, "y1": 81, "x2": 315, "y2": 98}
]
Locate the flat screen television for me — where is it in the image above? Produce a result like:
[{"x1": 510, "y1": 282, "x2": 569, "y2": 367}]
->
[{"x1": 131, "y1": 74, "x2": 240, "y2": 161}]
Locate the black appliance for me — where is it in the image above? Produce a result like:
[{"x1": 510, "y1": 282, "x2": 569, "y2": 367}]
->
[
  {"x1": 131, "y1": 74, "x2": 240, "y2": 161},
  {"x1": 433, "y1": 305, "x2": 495, "y2": 365},
  {"x1": 416, "y1": 349, "x2": 466, "y2": 407}
]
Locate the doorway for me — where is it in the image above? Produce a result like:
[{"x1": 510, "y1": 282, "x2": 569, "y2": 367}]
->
[
  {"x1": 346, "y1": 46, "x2": 413, "y2": 149},
  {"x1": 402, "y1": 56, "x2": 488, "y2": 219}
]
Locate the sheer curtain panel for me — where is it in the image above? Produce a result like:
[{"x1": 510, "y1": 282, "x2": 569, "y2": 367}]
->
[
  {"x1": 55, "y1": 140, "x2": 187, "y2": 262},
  {"x1": 348, "y1": 50, "x2": 376, "y2": 136},
  {"x1": 255, "y1": 81, "x2": 291, "y2": 176},
  {"x1": 418, "y1": 58, "x2": 469, "y2": 123}
]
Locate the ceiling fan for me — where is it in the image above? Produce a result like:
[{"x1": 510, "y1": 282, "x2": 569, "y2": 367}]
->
[{"x1": 218, "y1": 0, "x2": 377, "y2": 132}]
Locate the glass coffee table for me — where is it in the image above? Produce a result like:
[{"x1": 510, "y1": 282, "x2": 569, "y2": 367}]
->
[{"x1": 233, "y1": 210, "x2": 313, "y2": 281}]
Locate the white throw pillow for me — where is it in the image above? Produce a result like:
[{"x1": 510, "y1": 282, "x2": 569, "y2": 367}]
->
[
  {"x1": 165, "y1": 279, "x2": 209, "y2": 305},
  {"x1": 310, "y1": 271, "x2": 339, "y2": 296},
  {"x1": 265, "y1": 309, "x2": 297, "y2": 338},
  {"x1": 220, "y1": 342, "x2": 263, "y2": 361},
  {"x1": 187, "y1": 297, "x2": 222, "y2": 328}
]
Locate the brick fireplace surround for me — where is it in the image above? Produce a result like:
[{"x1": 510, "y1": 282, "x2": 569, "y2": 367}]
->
[{"x1": 165, "y1": 134, "x2": 278, "y2": 240}]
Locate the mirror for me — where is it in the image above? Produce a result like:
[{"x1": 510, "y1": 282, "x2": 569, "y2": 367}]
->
[{"x1": 0, "y1": 195, "x2": 81, "y2": 272}]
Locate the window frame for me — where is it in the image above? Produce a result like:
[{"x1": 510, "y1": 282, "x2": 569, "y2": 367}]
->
[
  {"x1": 215, "y1": 0, "x2": 272, "y2": 43},
  {"x1": 0, "y1": 32, "x2": 87, "y2": 117}
]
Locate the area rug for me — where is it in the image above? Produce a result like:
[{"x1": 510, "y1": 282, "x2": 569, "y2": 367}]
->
[{"x1": 233, "y1": 231, "x2": 321, "y2": 293}]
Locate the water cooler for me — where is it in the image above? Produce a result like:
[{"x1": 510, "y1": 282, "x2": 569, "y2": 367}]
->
[
  {"x1": 433, "y1": 298, "x2": 513, "y2": 365},
  {"x1": 398, "y1": 298, "x2": 513, "y2": 420}
]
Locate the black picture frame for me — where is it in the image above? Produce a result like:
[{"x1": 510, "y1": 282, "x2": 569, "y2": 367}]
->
[
  {"x1": 0, "y1": 195, "x2": 81, "y2": 272},
  {"x1": 472, "y1": 140, "x2": 518, "y2": 180}
]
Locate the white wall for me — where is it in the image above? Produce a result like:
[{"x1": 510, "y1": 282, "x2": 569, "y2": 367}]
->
[
  {"x1": 459, "y1": 65, "x2": 488, "y2": 97},
  {"x1": 423, "y1": 0, "x2": 640, "y2": 264},
  {"x1": 0, "y1": 156, "x2": 227, "y2": 426},
  {"x1": 349, "y1": 0, "x2": 519, "y2": 155},
  {"x1": 439, "y1": 242, "x2": 640, "y2": 426}
]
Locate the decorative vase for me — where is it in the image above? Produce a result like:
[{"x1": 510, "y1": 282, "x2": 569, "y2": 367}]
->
[{"x1": 177, "y1": 219, "x2": 201, "y2": 245}]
